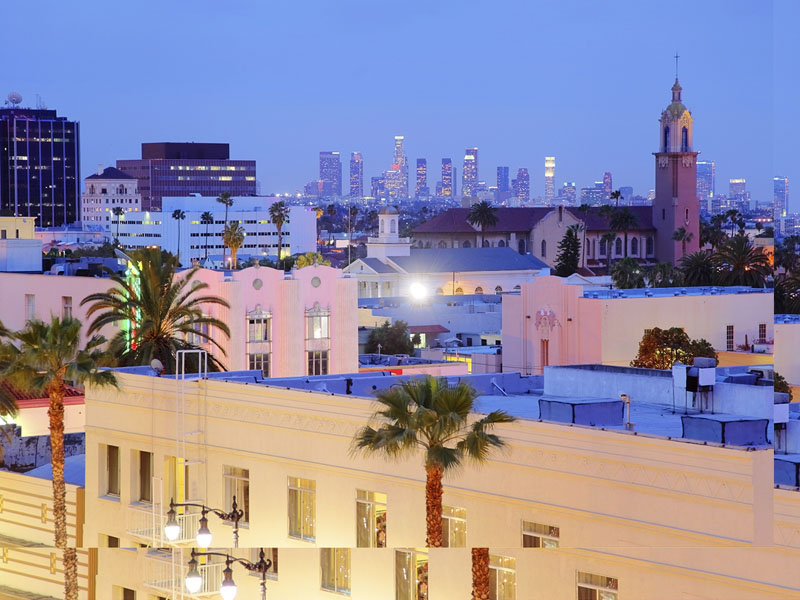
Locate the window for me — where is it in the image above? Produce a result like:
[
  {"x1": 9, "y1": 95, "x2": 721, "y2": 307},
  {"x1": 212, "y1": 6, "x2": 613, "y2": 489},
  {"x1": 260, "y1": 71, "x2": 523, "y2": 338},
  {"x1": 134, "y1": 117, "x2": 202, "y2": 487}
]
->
[
  {"x1": 435, "y1": 287, "x2": 444, "y2": 295},
  {"x1": 758, "y1": 323, "x2": 767, "y2": 343},
  {"x1": 662, "y1": 208, "x2": 665, "y2": 220},
  {"x1": 165, "y1": 455, "x2": 190, "y2": 505},
  {"x1": 308, "y1": 350, "x2": 329, "y2": 375},
  {"x1": 105, "y1": 445, "x2": 120, "y2": 497},
  {"x1": 726, "y1": 325, "x2": 734, "y2": 351},
  {"x1": 522, "y1": 521, "x2": 560, "y2": 547},
  {"x1": 495, "y1": 286, "x2": 503, "y2": 294},
  {"x1": 105, "y1": 535, "x2": 120, "y2": 548},
  {"x1": 113, "y1": 587, "x2": 136, "y2": 600},
  {"x1": 614, "y1": 238, "x2": 622, "y2": 255},
  {"x1": 540, "y1": 339, "x2": 549, "y2": 368},
  {"x1": 24, "y1": 294, "x2": 35, "y2": 321},
  {"x1": 356, "y1": 490, "x2": 387, "y2": 548},
  {"x1": 646, "y1": 236, "x2": 654, "y2": 255},
  {"x1": 681, "y1": 126, "x2": 689, "y2": 151},
  {"x1": 288, "y1": 477, "x2": 316, "y2": 541},
  {"x1": 249, "y1": 548, "x2": 278, "y2": 580},
  {"x1": 390, "y1": 219, "x2": 396, "y2": 234},
  {"x1": 248, "y1": 312, "x2": 271, "y2": 341},
  {"x1": 137, "y1": 451, "x2": 153, "y2": 503},
  {"x1": 442, "y1": 505, "x2": 466, "y2": 547},
  {"x1": 321, "y1": 548, "x2": 350, "y2": 594},
  {"x1": 663, "y1": 126, "x2": 669, "y2": 151},
  {"x1": 474, "y1": 286, "x2": 483, "y2": 294},
  {"x1": 498, "y1": 240, "x2": 505, "y2": 247},
  {"x1": 223, "y1": 466, "x2": 250, "y2": 524},
  {"x1": 0, "y1": 230, "x2": 5, "y2": 239},
  {"x1": 307, "y1": 309, "x2": 330, "y2": 339},
  {"x1": 454, "y1": 287, "x2": 463, "y2": 295},
  {"x1": 685, "y1": 208, "x2": 689, "y2": 223},
  {"x1": 599, "y1": 239, "x2": 607, "y2": 256},
  {"x1": 577, "y1": 571, "x2": 618, "y2": 600},
  {"x1": 61, "y1": 296, "x2": 73, "y2": 320},
  {"x1": 489, "y1": 555, "x2": 516, "y2": 600},
  {"x1": 249, "y1": 353, "x2": 270, "y2": 377},
  {"x1": 631, "y1": 237, "x2": 638, "y2": 256},
  {"x1": 541, "y1": 239, "x2": 546, "y2": 257},
  {"x1": 395, "y1": 549, "x2": 428, "y2": 600}
]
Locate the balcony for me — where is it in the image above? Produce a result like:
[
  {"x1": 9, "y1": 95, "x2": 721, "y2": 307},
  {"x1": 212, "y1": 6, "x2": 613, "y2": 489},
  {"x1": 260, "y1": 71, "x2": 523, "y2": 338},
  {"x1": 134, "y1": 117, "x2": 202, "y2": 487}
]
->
[
  {"x1": 145, "y1": 550, "x2": 226, "y2": 598},
  {"x1": 126, "y1": 503, "x2": 204, "y2": 546}
]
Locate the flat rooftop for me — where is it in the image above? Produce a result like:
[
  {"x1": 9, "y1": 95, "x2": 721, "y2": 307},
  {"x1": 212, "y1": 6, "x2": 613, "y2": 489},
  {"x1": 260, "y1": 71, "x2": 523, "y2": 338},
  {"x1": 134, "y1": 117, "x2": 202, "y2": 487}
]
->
[
  {"x1": 580, "y1": 286, "x2": 772, "y2": 299},
  {"x1": 775, "y1": 314, "x2": 800, "y2": 324}
]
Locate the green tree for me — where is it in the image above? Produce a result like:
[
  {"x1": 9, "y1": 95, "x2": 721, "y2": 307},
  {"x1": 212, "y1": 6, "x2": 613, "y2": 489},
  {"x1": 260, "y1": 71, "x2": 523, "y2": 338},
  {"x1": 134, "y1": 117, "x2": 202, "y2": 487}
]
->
[
  {"x1": 216, "y1": 192, "x2": 234, "y2": 260},
  {"x1": 630, "y1": 327, "x2": 717, "y2": 370},
  {"x1": 112, "y1": 206, "x2": 125, "y2": 241},
  {"x1": 647, "y1": 262, "x2": 684, "y2": 288},
  {"x1": 365, "y1": 320, "x2": 415, "y2": 355},
  {"x1": 200, "y1": 211, "x2": 214, "y2": 261},
  {"x1": 600, "y1": 231, "x2": 617, "y2": 274},
  {"x1": 775, "y1": 372, "x2": 793, "y2": 401},
  {"x1": 269, "y1": 200, "x2": 291, "y2": 269},
  {"x1": 712, "y1": 235, "x2": 772, "y2": 287},
  {"x1": 171, "y1": 209, "x2": 186, "y2": 264},
  {"x1": 555, "y1": 225, "x2": 581, "y2": 277},
  {"x1": 295, "y1": 252, "x2": 331, "y2": 268},
  {"x1": 672, "y1": 226, "x2": 694, "y2": 258},
  {"x1": 611, "y1": 256, "x2": 645, "y2": 289},
  {"x1": 701, "y1": 218, "x2": 727, "y2": 251},
  {"x1": 80, "y1": 248, "x2": 231, "y2": 372},
  {"x1": 609, "y1": 189, "x2": 621, "y2": 207},
  {"x1": 680, "y1": 251, "x2": 715, "y2": 286},
  {"x1": 223, "y1": 221, "x2": 245, "y2": 268},
  {"x1": 467, "y1": 200, "x2": 498, "y2": 247},
  {"x1": 352, "y1": 376, "x2": 515, "y2": 547},
  {"x1": 0, "y1": 317, "x2": 117, "y2": 600},
  {"x1": 775, "y1": 274, "x2": 800, "y2": 314},
  {"x1": 609, "y1": 207, "x2": 638, "y2": 258}
]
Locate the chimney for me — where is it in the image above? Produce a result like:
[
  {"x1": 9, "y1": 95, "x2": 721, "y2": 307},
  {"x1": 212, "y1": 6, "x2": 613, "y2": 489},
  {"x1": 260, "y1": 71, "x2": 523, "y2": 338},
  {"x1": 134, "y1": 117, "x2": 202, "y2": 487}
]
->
[{"x1": 97, "y1": 164, "x2": 103, "y2": 176}]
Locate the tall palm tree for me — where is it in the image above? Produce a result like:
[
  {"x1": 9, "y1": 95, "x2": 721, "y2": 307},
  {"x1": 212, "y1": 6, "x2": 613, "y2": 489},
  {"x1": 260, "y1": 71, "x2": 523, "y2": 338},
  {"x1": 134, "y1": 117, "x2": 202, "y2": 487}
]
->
[
  {"x1": 216, "y1": 192, "x2": 234, "y2": 260},
  {"x1": 352, "y1": 376, "x2": 515, "y2": 547},
  {"x1": 172, "y1": 209, "x2": 186, "y2": 264},
  {"x1": 81, "y1": 248, "x2": 231, "y2": 372},
  {"x1": 472, "y1": 548, "x2": 491, "y2": 600},
  {"x1": 112, "y1": 206, "x2": 125, "y2": 241},
  {"x1": 672, "y1": 226, "x2": 694, "y2": 258},
  {"x1": 647, "y1": 262, "x2": 684, "y2": 288},
  {"x1": 600, "y1": 231, "x2": 617, "y2": 274},
  {"x1": 326, "y1": 203, "x2": 337, "y2": 246},
  {"x1": 611, "y1": 256, "x2": 645, "y2": 289},
  {"x1": 269, "y1": 200, "x2": 291, "y2": 269},
  {"x1": 0, "y1": 322, "x2": 19, "y2": 423},
  {"x1": 348, "y1": 205, "x2": 358, "y2": 264},
  {"x1": 0, "y1": 317, "x2": 117, "y2": 600},
  {"x1": 467, "y1": 201, "x2": 499, "y2": 248},
  {"x1": 775, "y1": 273, "x2": 800, "y2": 314},
  {"x1": 680, "y1": 251, "x2": 715, "y2": 286},
  {"x1": 609, "y1": 189, "x2": 621, "y2": 207},
  {"x1": 609, "y1": 208, "x2": 638, "y2": 258},
  {"x1": 200, "y1": 211, "x2": 214, "y2": 261},
  {"x1": 223, "y1": 221, "x2": 245, "y2": 268},
  {"x1": 712, "y1": 235, "x2": 772, "y2": 288}
]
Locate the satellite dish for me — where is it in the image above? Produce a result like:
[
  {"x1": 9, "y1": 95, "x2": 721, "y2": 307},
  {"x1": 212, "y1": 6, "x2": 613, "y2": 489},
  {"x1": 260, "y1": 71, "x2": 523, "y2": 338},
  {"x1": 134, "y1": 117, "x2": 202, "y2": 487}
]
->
[
  {"x1": 7, "y1": 92, "x2": 22, "y2": 105},
  {"x1": 150, "y1": 359, "x2": 164, "y2": 375}
]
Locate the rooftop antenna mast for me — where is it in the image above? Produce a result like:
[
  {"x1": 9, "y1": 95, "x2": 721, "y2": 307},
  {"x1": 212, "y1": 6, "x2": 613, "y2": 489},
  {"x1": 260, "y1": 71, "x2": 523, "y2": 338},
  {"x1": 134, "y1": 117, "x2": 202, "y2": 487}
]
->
[{"x1": 674, "y1": 52, "x2": 680, "y2": 79}]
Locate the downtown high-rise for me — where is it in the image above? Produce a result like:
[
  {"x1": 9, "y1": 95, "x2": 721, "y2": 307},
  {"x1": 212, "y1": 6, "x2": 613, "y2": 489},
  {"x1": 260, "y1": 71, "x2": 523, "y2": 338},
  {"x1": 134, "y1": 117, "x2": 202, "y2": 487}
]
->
[
  {"x1": 349, "y1": 152, "x2": 363, "y2": 197},
  {"x1": 696, "y1": 161, "x2": 715, "y2": 202},
  {"x1": 602, "y1": 171, "x2": 613, "y2": 200},
  {"x1": 774, "y1": 175, "x2": 789, "y2": 218},
  {"x1": 415, "y1": 159, "x2": 428, "y2": 198},
  {"x1": 497, "y1": 166, "x2": 510, "y2": 193},
  {"x1": 319, "y1": 151, "x2": 342, "y2": 197},
  {"x1": 462, "y1": 147, "x2": 478, "y2": 197},
  {"x1": 515, "y1": 168, "x2": 530, "y2": 202},
  {"x1": 0, "y1": 104, "x2": 80, "y2": 226},
  {"x1": 441, "y1": 158, "x2": 453, "y2": 196},
  {"x1": 385, "y1": 136, "x2": 408, "y2": 199},
  {"x1": 544, "y1": 157, "x2": 555, "y2": 204}
]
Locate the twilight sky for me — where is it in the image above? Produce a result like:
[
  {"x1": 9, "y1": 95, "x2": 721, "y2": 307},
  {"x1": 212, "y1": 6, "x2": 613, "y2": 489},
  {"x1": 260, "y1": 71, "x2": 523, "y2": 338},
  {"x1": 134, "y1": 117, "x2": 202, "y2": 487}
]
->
[{"x1": 2, "y1": 0, "x2": 793, "y2": 208}]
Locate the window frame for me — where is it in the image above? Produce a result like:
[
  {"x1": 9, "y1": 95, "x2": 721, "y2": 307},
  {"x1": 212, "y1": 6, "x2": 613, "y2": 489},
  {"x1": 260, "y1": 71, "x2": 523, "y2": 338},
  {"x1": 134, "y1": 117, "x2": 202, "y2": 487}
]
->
[
  {"x1": 320, "y1": 548, "x2": 351, "y2": 594},
  {"x1": 441, "y1": 505, "x2": 467, "y2": 548},
  {"x1": 223, "y1": 466, "x2": 250, "y2": 525},
  {"x1": 356, "y1": 489, "x2": 387, "y2": 548},
  {"x1": 521, "y1": 520, "x2": 560, "y2": 548},
  {"x1": 288, "y1": 476, "x2": 316, "y2": 541}
]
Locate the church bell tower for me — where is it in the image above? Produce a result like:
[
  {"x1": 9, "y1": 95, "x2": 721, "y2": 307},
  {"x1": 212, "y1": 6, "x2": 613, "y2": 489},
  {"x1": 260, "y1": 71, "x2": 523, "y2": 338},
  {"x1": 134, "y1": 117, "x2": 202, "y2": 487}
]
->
[{"x1": 652, "y1": 74, "x2": 700, "y2": 264}]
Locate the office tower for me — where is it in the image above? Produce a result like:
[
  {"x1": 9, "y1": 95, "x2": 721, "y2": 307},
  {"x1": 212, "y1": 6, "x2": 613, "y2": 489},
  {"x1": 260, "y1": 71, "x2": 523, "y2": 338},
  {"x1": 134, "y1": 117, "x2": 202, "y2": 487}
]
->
[
  {"x1": 580, "y1": 184, "x2": 605, "y2": 205},
  {"x1": 453, "y1": 166, "x2": 458, "y2": 197},
  {"x1": 561, "y1": 182, "x2": 577, "y2": 204},
  {"x1": 652, "y1": 77, "x2": 699, "y2": 263},
  {"x1": 370, "y1": 176, "x2": 386, "y2": 200},
  {"x1": 349, "y1": 152, "x2": 363, "y2": 198},
  {"x1": 415, "y1": 159, "x2": 428, "y2": 198},
  {"x1": 618, "y1": 186, "x2": 634, "y2": 205},
  {"x1": 392, "y1": 136, "x2": 408, "y2": 197},
  {"x1": 303, "y1": 181, "x2": 322, "y2": 197},
  {"x1": 462, "y1": 148, "x2": 478, "y2": 196},
  {"x1": 497, "y1": 167, "x2": 510, "y2": 192},
  {"x1": 729, "y1": 179, "x2": 746, "y2": 199},
  {"x1": 516, "y1": 168, "x2": 530, "y2": 202},
  {"x1": 117, "y1": 143, "x2": 256, "y2": 211},
  {"x1": 774, "y1": 176, "x2": 789, "y2": 219},
  {"x1": 696, "y1": 160, "x2": 715, "y2": 201},
  {"x1": 441, "y1": 159, "x2": 453, "y2": 196},
  {"x1": 318, "y1": 151, "x2": 342, "y2": 197},
  {"x1": 0, "y1": 101, "x2": 80, "y2": 226},
  {"x1": 544, "y1": 157, "x2": 555, "y2": 203},
  {"x1": 602, "y1": 171, "x2": 613, "y2": 200}
]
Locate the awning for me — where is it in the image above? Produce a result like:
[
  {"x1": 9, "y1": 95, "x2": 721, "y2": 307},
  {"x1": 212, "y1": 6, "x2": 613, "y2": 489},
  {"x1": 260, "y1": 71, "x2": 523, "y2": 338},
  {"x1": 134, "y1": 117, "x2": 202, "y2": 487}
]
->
[{"x1": 408, "y1": 325, "x2": 450, "y2": 335}]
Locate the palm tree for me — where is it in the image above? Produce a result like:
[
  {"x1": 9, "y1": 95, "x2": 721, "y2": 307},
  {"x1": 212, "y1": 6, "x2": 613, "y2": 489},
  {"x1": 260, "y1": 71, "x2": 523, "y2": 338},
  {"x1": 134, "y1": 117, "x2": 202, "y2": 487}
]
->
[
  {"x1": 347, "y1": 205, "x2": 358, "y2": 264},
  {"x1": 0, "y1": 317, "x2": 117, "y2": 600},
  {"x1": 647, "y1": 262, "x2": 684, "y2": 288},
  {"x1": 269, "y1": 200, "x2": 291, "y2": 269},
  {"x1": 112, "y1": 206, "x2": 125, "y2": 241},
  {"x1": 223, "y1": 221, "x2": 245, "y2": 268},
  {"x1": 200, "y1": 211, "x2": 214, "y2": 261},
  {"x1": 80, "y1": 248, "x2": 231, "y2": 372},
  {"x1": 701, "y1": 218, "x2": 726, "y2": 251},
  {"x1": 172, "y1": 209, "x2": 186, "y2": 264},
  {"x1": 611, "y1": 256, "x2": 645, "y2": 289},
  {"x1": 216, "y1": 192, "x2": 234, "y2": 260},
  {"x1": 609, "y1": 189, "x2": 621, "y2": 207},
  {"x1": 712, "y1": 235, "x2": 772, "y2": 288},
  {"x1": 775, "y1": 273, "x2": 800, "y2": 314},
  {"x1": 680, "y1": 251, "x2": 715, "y2": 286},
  {"x1": 326, "y1": 203, "x2": 337, "y2": 246},
  {"x1": 609, "y1": 208, "x2": 638, "y2": 258},
  {"x1": 352, "y1": 376, "x2": 515, "y2": 547},
  {"x1": 472, "y1": 548, "x2": 491, "y2": 600},
  {"x1": 672, "y1": 226, "x2": 694, "y2": 258},
  {"x1": 0, "y1": 322, "x2": 19, "y2": 425},
  {"x1": 467, "y1": 201, "x2": 499, "y2": 248},
  {"x1": 600, "y1": 231, "x2": 617, "y2": 274}
]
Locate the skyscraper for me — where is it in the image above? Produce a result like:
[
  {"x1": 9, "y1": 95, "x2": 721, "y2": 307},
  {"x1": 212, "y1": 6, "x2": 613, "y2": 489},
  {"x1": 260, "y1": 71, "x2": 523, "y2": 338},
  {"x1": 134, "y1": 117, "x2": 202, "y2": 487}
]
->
[
  {"x1": 319, "y1": 151, "x2": 342, "y2": 197},
  {"x1": 349, "y1": 152, "x2": 363, "y2": 198},
  {"x1": 441, "y1": 159, "x2": 453, "y2": 197},
  {"x1": 415, "y1": 159, "x2": 428, "y2": 198},
  {"x1": 370, "y1": 176, "x2": 385, "y2": 200},
  {"x1": 696, "y1": 160, "x2": 715, "y2": 202},
  {"x1": 462, "y1": 148, "x2": 478, "y2": 197},
  {"x1": 516, "y1": 168, "x2": 530, "y2": 202},
  {"x1": 393, "y1": 136, "x2": 408, "y2": 197},
  {"x1": 774, "y1": 176, "x2": 789, "y2": 218},
  {"x1": 729, "y1": 178, "x2": 747, "y2": 199},
  {"x1": 602, "y1": 171, "x2": 613, "y2": 200},
  {"x1": 497, "y1": 166, "x2": 510, "y2": 196},
  {"x1": 1, "y1": 103, "x2": 80, "y2": 226},
  {"x1": 561, "y1": 182, "x2": 577, "y2": 205},
  {"x1": 544, "y1": 157, "x2": 555, "y2": 204}
]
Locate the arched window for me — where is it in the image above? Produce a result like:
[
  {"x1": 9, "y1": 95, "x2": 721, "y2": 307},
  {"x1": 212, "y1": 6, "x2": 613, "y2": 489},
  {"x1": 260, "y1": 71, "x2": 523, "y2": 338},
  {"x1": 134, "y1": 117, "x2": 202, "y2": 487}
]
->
[
  {"x1": 681, "y1": 127, "x2": 688, "y2": 152},
  {"x1": 390, "y1": 219, "x2": 396, "y2": 233},
  {"x1": 474, "y1": 286, "x2": 483, "y2": 294},
  {"x1": 380, "y1": 220, "x2": 384, "y2": 233},
  {"x1": 494, "y1": 286, "x2": 503, "y2": 294},
  {"x1": 646, "y1": 236, "x2": 654, "y2": 255},
  {"x1": 462, "y1": 240, "x2": 471, "y2": 248},
  {"x1": 663, "y1": 126, "x2": 670, "y2": 151},
  {"x1": 425, "y1": 241, "x2": 431, "y2": 248},
  {"x1": 600, "y1": 239, "x2": 607, "y2": 256},
  {"x1": 438, "y1": 241, "x2": 447, "y2": 248},
  {"x1": 498, "y1": 240, "x2": 505, "y2": 247},
  {"x1": 541, "y1": 240, "x2": 547, "y2": 258},
  {"x1": 631, "y1": 237, "x2": 639, "y2": 256},
  {"x1": 435, "y1": 287, "x2": 443, "y2": 295},
  {"x1": 518, "y1": 239, "x2": 526, "y2": 254},
  {"x1": 513, "y1": 285, "x2": 521, "y2": 291},
  {"x1": 615, "y1": 238, "x2": 622, "y2": 255},
  {"x1": 454, "y1": 287, "x2": 464, "y2": 295},
  {"x1": 482, "y1": 239, "x2": 490, "y2": 248},
  {"x1": 685, "y1": 208, "x2": 689, "y2": 223}
]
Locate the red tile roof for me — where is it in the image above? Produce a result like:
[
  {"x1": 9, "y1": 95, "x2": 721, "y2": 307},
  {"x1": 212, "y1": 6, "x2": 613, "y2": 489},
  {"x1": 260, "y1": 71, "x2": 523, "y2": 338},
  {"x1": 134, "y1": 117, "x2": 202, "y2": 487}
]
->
[
  {"x1": 1, "y1": 380, "x2": 84, "y2": 408},
  {"x1": 408, "y1": 325, "x2": 450, "y2": 334},
  {"x1": 413, "y1": 207, "x2": 554, "y2": 234}
]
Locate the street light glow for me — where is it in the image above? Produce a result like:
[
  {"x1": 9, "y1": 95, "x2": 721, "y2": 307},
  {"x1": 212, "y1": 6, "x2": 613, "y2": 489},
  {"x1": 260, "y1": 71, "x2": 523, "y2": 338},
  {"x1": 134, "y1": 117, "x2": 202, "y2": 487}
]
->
[{"x1": 410, "y1": 282, "x2": 427, "y2": 300}]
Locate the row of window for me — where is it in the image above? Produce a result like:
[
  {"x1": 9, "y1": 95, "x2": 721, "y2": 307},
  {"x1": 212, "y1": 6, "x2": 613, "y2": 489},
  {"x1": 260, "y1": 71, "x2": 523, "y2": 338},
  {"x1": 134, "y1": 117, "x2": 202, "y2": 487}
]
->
[{"x1": 188, "y1": 230, "x2": 291, "y2": 237}]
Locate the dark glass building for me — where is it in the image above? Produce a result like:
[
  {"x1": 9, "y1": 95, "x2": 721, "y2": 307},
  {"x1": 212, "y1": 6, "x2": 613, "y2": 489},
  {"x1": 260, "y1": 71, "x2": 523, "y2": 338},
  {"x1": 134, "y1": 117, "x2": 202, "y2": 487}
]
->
[
  {"x1": 441, "y1": 158, "x2": 453, "y2": 197},
  {"x1": 319, "y1": 151, "x2": 342, "y2": 197},
  {"x1": 117, "y1": 142, "x2": 256, "y2": 211},
  {"x1": 415, "y1": 158, "x2": 428, "y2": 198},
  {"x1": 0, "y1": 107, "x2": 80, "y2": 227}
]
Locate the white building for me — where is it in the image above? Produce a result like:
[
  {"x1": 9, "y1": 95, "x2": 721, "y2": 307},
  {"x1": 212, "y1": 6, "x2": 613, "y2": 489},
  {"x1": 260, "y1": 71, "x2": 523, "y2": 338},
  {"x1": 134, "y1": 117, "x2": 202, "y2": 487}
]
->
[
  {"x1": 0, "y1": 216, "x2": 42, "y2": 272},
  {"x1": 115, "y1": 196, "x2": 316, "y2": 263},
  {"x1": 81, "y1": 166, "x2": 141, "y2": 230}
]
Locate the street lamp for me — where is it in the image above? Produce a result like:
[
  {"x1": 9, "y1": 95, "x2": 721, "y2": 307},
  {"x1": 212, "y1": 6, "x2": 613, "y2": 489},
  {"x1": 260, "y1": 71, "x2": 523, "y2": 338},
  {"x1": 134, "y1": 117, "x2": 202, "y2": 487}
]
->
[
  {"x1": 185, "y1": 548, "x2": 273, "y2": 600},
  {"x1": 165, "y1": 496, "x2": 245, "y2": 547}
]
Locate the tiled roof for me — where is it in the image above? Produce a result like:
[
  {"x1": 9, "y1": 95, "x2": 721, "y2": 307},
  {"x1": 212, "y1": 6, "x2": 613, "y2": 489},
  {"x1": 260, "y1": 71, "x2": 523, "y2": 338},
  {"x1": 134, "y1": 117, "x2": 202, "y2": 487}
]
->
[
  {"x1": 0, "y1": 380, "x2": 83, "y2": 403},
  {"x1": 358, "y1": 257, "x2": 398, "y2": 273},
  {"x1": 413, "y1": 207, "x2": 554, "y2": 234},
  {"x1": 387, "y1": 247, "x2": 548, "y2": 273},
  {"x1": 566, "y1": 206, "x2": 655, "y2": 231},
  {"x1": 85, "y1": 167, "x2": 135, "y2": 180}
]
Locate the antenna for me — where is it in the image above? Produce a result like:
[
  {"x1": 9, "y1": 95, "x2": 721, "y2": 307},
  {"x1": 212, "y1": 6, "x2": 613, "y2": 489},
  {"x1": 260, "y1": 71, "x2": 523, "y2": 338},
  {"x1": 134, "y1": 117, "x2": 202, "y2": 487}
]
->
[
  {"x1": 6, "y1": 92, "x2": 22, "y2": 106},
  {"x1": 674, "y1": 52, "x2": 680, "y2": 79},
  {"x1": 36, "y1": 94, "x2": 46, "y2": 110}
]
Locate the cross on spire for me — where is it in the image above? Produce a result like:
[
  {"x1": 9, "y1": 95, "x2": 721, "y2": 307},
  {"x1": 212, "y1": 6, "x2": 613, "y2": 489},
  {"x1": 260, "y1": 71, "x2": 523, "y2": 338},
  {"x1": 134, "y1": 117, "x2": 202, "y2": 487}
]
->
[{"x1": 674, "y1": 52, "x2": 680, "y2": 79}]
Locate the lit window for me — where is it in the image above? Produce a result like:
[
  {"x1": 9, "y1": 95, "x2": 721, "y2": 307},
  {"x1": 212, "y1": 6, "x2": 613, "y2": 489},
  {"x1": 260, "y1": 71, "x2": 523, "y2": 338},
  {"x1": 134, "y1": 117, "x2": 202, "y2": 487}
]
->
[
  {"x1": 489, "y1": 555, "x2": 516, "y2": 600},
  {"x1": 321, "y1": 548, "x2": 350, "y2": 594},
  {"x1": 306, "y1": 309, "x2": 330, "y2": 339},
  {"x1": 577, "y1": 571, "x2": 618, "y2": 600},
  {"x1": 223, "y1": 466, "x2": 250, "y2": 524},
  {"x1": 395, "y1": 549, "x2": 428, "y2": 600},
  {"x1": 522, "y1": 521, "x2": 559, "y2": 547},
  {"x1": 442, "y1": 505, "x2": 466, "y2": 547},
  {"x1": 288, "y1": 477, "x2": 316, "y2": 541},
  {"x1": 356, "y1": 490, "x2": 387, "y2": 548}
]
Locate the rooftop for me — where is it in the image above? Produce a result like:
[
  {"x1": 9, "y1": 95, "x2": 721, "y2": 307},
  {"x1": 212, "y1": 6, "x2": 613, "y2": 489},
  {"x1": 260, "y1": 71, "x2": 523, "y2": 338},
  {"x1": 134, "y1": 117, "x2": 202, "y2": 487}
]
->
[
  {"x1": 580, "y1": 286, "x2": 772, "y2": 299},
  {"x1": 388, "y1": 247, "x2": 548, "y2": 273},
  {"x1": 85, "y1": 166, "x2": 135, "y2": 181},
  {"x1": 775, "y1": 314, "x2": 800, "y2": 324}
]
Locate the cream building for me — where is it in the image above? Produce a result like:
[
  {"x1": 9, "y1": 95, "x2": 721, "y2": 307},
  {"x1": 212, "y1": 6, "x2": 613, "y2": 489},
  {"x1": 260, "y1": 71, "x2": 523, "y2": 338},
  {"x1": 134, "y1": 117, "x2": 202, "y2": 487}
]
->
[
  {"x1": 81, "y1": 166, "x2": 141, "y2": 231},
  {"x1": 0, "y1": 215, "x2": 42, "y2": 272}
]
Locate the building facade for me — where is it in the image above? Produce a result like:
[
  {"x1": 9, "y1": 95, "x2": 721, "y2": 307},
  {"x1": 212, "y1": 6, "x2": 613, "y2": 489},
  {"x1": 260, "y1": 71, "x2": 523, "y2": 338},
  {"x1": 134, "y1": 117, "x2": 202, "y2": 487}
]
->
[
  {"x1": 0, "y1": 215, "x2": 41, "y2": 272},
  {"x1": 415, "y1": 158, "x2": 427, "y2": 198},
  {"x1": 80, "y1": 166, "x2": 141, "y2": 231},
  {"x1": 319, "y1": 151, "x2": 342, "y2": 197},
  {"x1": 775, "y1": 175, "x2": 789, "y2": 219},
  {"x1": 462, "y1": 148, "x2": 478, "y2": 197},
  {"x1": 441, "y1": 158, "x2": 453, "y2": 197},
  {"x1": 515, "y1": 167, "x2": 530, "y2": 202},
  {"x1": 544, "y1": 156, "x2": 555, "y2": 203},
  {"x1": 349, "y1": 152, "x2": 363, "y2": 197}
]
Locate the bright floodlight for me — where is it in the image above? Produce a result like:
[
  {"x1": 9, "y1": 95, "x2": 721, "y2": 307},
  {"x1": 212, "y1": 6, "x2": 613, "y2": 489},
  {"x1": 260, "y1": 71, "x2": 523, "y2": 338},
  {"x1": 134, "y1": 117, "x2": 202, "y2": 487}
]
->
[
  {"x1": 220, "y1": 565, "x2": 238, "y2": 600},
  {"x1": 196, "y1": 513, "x2": 212, "y2": 547},
  {"x1": 409, "y1": 282, "x2": 427, "y2": 300},
  {"x1": 185, "y1": 558, "x2": 202, "y2": 593},
  {"x1": 164, "y1": 508, "x2": 180, "y2": 541}
]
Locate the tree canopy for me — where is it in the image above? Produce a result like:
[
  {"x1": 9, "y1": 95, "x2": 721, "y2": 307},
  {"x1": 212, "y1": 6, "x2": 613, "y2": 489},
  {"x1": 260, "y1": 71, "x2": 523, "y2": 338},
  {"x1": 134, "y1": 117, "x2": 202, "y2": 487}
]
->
[
  {"x1": 365, "y1": 320, "x2": 415, "y2": 355},
  {"x1": 630, "y1": 327, "x2": 717, "y2": 370}
]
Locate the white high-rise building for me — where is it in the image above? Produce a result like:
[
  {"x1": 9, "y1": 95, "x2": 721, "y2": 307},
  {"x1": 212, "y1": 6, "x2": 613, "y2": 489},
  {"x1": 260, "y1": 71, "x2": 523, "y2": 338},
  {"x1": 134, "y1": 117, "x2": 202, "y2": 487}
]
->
[
  {"x1": 81, "y1": 166, "x2": 141, "y2": 231},
  {"x1": 544, "y1": 157, "x2": 555, "y2": 204}
]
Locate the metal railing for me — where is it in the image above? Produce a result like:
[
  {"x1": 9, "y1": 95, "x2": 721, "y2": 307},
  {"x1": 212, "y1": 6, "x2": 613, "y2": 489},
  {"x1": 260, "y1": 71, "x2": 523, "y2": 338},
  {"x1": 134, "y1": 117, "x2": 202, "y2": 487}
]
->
[
  {"x1": 146, "y1": 549, "x2": 225, "y2": 597},
  {"x1": 127, "y1": 504, "x2": 203, "y2": 546}
]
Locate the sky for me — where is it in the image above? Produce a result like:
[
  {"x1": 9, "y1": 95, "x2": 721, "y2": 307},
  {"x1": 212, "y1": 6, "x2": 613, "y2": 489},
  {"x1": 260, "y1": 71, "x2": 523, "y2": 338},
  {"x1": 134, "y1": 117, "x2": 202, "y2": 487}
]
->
[{"x1": 1, "y1": 0, "x2": 792, "y2": 208}]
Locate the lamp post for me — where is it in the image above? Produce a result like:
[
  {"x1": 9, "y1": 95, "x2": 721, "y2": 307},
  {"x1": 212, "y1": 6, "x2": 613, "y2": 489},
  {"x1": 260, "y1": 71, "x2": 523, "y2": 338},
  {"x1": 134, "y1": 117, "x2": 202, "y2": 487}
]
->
[
  {"x1": 185, "y1": 548, "x2": 272, "y2": 600},
  {"x1": 164, "y1": 496, "x2": 245, "y2": 548}
]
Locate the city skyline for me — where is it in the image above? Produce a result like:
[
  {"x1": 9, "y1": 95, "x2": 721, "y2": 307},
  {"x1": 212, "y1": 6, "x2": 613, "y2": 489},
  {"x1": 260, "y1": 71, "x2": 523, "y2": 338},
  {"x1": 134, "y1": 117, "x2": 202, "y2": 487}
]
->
[{"x1": 0, "y1": 0, "x2": 790, "y2": 209}]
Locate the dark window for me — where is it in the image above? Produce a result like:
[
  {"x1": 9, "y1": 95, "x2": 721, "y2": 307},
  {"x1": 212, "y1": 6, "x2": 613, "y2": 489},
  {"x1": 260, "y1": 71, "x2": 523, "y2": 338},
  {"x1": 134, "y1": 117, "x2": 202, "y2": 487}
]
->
[
  {"x1": 631, "y1": 238, "x2": 638, "y2": 256},
  {"x1": 614, "y1": 238, "x2": 622, "y2": 255}
]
